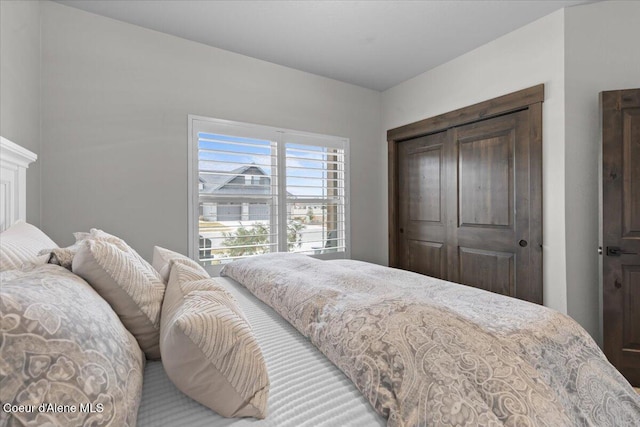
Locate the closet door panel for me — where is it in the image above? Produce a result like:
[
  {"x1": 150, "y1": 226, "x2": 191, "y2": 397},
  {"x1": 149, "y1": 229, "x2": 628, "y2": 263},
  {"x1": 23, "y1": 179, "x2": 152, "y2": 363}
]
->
[
  {"x1": 398, "y1": 131, "x2": 448, "y2": 279},
  {"x1": 452, "y1": 110, "x2": 533, "y2": 300},
  {"x1": 458, "y1": 131, "x2": 513, "y2": 229},
  {"x1": 458, "y1": 247, "x2": 515, "y2": 296}
]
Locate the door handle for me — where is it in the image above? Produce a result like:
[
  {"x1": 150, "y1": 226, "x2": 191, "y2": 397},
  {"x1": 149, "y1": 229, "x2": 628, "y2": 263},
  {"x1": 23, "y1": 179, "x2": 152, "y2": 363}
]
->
[{"x1": 606, "y1": 246, "x2": 638, "y2": 257}]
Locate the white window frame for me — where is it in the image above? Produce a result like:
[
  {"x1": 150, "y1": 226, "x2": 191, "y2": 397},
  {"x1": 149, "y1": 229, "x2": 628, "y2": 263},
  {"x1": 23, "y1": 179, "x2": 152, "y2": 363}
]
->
[{"x1": 188, "y1": 115, "x2": 351, "y2": 274}]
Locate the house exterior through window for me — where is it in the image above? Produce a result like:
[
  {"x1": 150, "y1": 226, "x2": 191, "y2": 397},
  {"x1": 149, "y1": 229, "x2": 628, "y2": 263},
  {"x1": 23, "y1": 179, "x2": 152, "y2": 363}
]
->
[
  {"x1": 188, "y1": 116, "x2": 349, "y2": 272},
  {"x1": 200, "y1": 165, "x2": 272, "y2": 222}
]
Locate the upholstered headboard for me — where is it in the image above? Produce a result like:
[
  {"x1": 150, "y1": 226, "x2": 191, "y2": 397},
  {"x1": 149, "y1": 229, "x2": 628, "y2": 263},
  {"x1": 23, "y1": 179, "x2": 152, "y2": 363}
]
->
[{"x1": 0, "y1": 136, "x2": 37, "y2": 231}]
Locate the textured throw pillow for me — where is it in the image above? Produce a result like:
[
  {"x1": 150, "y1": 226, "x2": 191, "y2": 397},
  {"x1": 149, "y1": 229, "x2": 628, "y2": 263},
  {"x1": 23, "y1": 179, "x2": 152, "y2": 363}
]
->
[
  {"x1": 160, "y1": 263, "x2": 269, "y2": 418},
  {"x1": 72, "y1": 239, "x2": 165, "y2": 360},
  {"x1": 0, "y1": 221, "x2": 58, "y2": 271},
  {"x1": 38, "y1": 231, "x2": 93, "y2": 269},
  {"x1": 152, "y1": 245, "x2": 207, "y2": 283},
  {"x1": 39, "y1": 246, "x2": 76, "y2": 269},
  {"x1": 0, "y1": 264, "x2": 145, "y2": 426},
  {"x1": 87, "y1": 228, "x2": 144, "y2": 260}
]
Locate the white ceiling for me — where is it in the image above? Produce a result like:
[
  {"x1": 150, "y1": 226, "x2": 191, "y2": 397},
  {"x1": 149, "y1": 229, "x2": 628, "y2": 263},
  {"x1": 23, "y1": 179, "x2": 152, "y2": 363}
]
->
[{"x1": 54, "y1": 0, "x2": 595, "y2": 91}]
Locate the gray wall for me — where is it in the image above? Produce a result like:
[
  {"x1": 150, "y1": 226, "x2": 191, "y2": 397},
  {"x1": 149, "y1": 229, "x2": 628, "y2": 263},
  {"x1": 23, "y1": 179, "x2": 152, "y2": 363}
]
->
[
  {"x1": 564, "y1": 0, "x2": 640, "y2": 343},
  {"x1": 40, "y1": 2, "x2": 385, "y2": 264},
  {"x1": 0, "y1": 0, "x2": 41, "y2": 226}
]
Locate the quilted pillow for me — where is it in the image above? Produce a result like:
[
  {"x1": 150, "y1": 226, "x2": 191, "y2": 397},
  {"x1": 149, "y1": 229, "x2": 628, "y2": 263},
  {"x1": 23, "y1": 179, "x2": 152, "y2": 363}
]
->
[
  {"x1": 152, "y1": 246, "x2": 207, "y2": 283},
  {"x1": 160, "y1": 263, "x2": 269, "y2": 418},
  {"x1": 0, "y1": 221, "x2": 58, "y2": 271},
  {"x1": 0, "y1": 264, "x2": 144, "y2": 427},
  {"x1": 72, "y1": 239, "x2": 165, "y2": 360}
]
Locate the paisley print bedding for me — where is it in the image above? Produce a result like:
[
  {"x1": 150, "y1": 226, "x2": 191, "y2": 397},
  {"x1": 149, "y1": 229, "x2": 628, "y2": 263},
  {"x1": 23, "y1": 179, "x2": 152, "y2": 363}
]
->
[
  {"x1": 0, "y1": 265, "x2": 145, "y2": 427},
  {"x1": 221, "y1": 253, "x2": 640, "y2": 427}
]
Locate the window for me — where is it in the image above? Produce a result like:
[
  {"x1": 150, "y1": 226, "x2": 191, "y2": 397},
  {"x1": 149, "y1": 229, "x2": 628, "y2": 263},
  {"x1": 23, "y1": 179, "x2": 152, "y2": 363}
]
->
[{"x1": 188, "y1": 116, "x2": 349, "y2": 271}]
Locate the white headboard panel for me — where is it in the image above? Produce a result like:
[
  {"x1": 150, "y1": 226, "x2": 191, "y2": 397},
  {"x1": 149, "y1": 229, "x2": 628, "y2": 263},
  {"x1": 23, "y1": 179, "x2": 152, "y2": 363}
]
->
[{"x1": 0, "y1": 136, "x2": 37, "y2": 231}]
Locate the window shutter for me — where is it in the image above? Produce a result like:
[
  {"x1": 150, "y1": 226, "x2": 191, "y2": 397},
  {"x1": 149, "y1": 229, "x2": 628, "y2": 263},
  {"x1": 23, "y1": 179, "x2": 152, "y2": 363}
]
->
[
  {"x1": 190, "y1": 116, "x2": 349, "y2": 268},
  {"x1": 197, "y1": 131, "x2": 278, "y2": 262},
  {"x1": 284, "y1": 142, "x2": 346, "y2": 254}
]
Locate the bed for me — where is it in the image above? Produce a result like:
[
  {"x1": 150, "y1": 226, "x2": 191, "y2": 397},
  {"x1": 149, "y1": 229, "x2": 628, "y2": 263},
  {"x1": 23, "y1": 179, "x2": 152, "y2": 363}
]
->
[
  {"x1": 137, "y1": 275, "x2": 384, "y2": 427},
  {"x1": 1, "y1": 138, "x2": 639, "y2": 427}
]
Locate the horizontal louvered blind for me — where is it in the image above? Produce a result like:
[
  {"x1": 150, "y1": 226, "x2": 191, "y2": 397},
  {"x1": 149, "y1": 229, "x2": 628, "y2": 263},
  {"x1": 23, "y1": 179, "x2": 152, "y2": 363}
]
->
[
  {"x1": 197, "y1": 132, "x2": 278, "y2": 261},
  {"x1": 285, "y1": 143, "x2": 346, "y2": 254},
  {"x1": 190, "y1": 117, "x2": 349, "y2": 268}
]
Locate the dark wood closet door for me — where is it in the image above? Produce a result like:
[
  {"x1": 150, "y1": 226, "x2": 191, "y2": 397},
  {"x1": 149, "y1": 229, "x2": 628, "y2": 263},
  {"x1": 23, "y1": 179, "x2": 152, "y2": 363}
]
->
[
  {"x1": 397, "y1": 131, "x2": 449, "y2": 277},
  {"x1": 602, "y1": 88, "x2": 640, "y2": 386},
  {"x1": 450, "y1": 110, "x2": 538, "y2": 302},
  {"x1": 394, "y1": 104, "x2": 542, "y2": 304},
  {"x1": 390, "y1": 85, "x2": 543, "y2": 303}
]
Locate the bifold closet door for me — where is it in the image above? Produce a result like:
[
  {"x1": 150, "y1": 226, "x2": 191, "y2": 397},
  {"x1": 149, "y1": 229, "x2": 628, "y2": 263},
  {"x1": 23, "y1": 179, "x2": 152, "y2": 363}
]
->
[
  {"x1": 397, "y1": 131, "x2": 449, "y2": 278},
  {"x1": 396, "y1": 109, "x2": 542, "y2": 304}
]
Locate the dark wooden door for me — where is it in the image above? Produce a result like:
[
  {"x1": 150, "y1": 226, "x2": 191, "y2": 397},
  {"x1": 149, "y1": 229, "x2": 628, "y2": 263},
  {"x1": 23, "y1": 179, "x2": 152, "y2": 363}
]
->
[
  {"x1": 398, "y1": 110, "x2": 542, "y2": 303},
  {"x1": 397, "y1": 131, "x2": 449, "y2": 277},
  {"x1": 394, "y1": 88, "x2": 542, "y2": 304},
  {"x1": 451, "y1": 110, "x2": 540, "y2": 302},
  {"x1": 602, "y1": 88, "x2": 640, "y2": 387}
]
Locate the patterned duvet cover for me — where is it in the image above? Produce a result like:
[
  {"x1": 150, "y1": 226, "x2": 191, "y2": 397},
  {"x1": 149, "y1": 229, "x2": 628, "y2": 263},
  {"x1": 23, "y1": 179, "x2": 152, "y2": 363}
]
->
[
  {"x1": 221, "y1": 253, "x2": 640, "y2": 427},
  {"x1": 0, "y1": 265, "x2": 145, "y2": 427}
]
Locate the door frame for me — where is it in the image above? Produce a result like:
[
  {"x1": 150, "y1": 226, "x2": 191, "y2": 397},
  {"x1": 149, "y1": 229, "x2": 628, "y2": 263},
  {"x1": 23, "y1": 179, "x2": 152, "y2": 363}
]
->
[{"x1": 387, "y1": 84, "x2": 544, "y2": 280}]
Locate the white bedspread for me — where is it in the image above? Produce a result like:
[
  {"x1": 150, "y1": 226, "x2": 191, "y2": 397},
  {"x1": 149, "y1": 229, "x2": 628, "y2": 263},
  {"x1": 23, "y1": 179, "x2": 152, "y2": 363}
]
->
[{"x1": 137, "y1": 276, "x2": 384, "y2": 427}]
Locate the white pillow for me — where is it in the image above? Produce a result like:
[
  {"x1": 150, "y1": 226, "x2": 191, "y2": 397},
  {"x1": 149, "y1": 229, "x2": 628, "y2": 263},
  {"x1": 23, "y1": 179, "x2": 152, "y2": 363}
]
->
[
  {"x1": 160, "y1": 263, "x2": 269, "y2": 418},
  {"x1": 0, "y1": 221, "x2": 58, "y2": 271},
  {"x1": 152, "y1": 245, "x2": 207, "y2": 283},
  {"x1": 73, "y1": 236, "x2": 165, "y2": 360}
]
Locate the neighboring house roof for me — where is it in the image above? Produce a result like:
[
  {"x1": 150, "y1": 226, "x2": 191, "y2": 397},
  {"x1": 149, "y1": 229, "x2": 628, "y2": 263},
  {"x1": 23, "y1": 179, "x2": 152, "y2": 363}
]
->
[
  {"x1": 200, "y1": 165, "x2": 253, "y2": 189},
  {"x1": 200, "y1": 165, "x2": 272, "y2": 196},
  {"x1": 200, "y1": 165, "x2": 297, "y2": 198}
]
